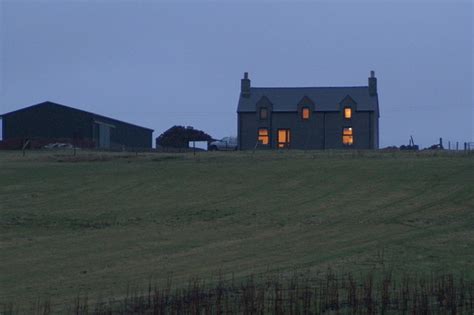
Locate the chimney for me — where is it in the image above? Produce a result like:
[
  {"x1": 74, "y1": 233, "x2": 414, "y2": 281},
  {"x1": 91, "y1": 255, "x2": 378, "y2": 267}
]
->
[
  {"x1": 241, "y1": 72, "x2": 251, "y2": 97},
  {"x1": 368, "y1": 70, "x2": 377, "y2": 96}
]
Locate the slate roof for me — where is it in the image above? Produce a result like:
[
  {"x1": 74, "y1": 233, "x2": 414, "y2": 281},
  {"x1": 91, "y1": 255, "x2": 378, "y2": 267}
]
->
[
  {"x1": 0, "y1": 101, "x2": 154, "y2": 132},
  {"x1": 237, "y1": 86, "x2": 378, "y2": 112}
]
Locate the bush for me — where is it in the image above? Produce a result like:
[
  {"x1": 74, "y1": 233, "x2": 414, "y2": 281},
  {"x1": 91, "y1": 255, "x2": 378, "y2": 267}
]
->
[{"x1": 155, "y1": 126, "x2": 213, "y2": 148}]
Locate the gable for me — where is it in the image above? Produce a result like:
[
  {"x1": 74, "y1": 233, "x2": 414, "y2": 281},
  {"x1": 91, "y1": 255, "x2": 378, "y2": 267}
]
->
[{"x1": 1, "y1": 101, "x2": 154, "y2": 132}]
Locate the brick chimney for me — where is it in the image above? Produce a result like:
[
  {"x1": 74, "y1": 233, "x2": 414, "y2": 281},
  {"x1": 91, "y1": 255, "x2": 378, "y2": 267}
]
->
[
  {"x1": 368, "y1": 70, "x2": 377, "y2": 96},
  {"x1": 241, "y1": 72, "x2": 251, "y2": 97}
]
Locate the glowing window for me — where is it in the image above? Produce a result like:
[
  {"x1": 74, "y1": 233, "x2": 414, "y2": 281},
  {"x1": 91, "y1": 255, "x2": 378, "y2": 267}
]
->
[
  {"x1": 344, "y1": 107, "x2": 352, "y2": 119},
  {"x1": 258, "y1": 128, "x2": 269, "y2": 145},
  {"x1": 342, "y1": 127, "x2": 353, "y2": 145},
  {"x1": 302, "y1": 107, "x2": 310, "y2": 120},
  {"x1": 277, "y1": 129, "x2": 291, "y2": 148},
  {"x1": 259, "y1": 108, "x2": 268, "y2": 120}
]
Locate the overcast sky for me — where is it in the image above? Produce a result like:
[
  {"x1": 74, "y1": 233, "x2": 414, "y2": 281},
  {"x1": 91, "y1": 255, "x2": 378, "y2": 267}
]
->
[{"x1": 0, "y1": 0, "x2": 472, "y2": 148}]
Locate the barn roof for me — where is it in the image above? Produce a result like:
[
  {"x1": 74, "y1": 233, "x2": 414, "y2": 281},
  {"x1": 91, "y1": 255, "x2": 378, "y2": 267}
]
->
[
  {"x1": 237, "y1": 86, "x2": 378, "y2": 112},
  {"x1": 0, "y1": 101, "x2": 154, "y2": 132}
]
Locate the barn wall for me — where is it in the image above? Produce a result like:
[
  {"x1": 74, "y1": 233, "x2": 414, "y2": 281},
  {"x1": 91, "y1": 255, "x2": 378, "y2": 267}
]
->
[
  {"x1": 95, "y1": 116, "x2": 153, "y2": 149},
  {"x1": 2, "y1": 103, "x2": 93, "y2": 141},
  {"x1": 2, "y1": 103, "x2": 152, "y2": 149}
]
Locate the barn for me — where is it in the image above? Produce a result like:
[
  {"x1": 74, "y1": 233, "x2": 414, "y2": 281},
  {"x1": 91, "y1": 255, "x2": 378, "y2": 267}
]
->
[{"x1": 0, "y1": 101, "x2": 153, "y2": 149}]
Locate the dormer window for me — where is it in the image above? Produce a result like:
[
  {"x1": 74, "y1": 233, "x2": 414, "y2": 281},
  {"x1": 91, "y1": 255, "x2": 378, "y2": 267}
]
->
[
  {"x1": 259, "y1": 107, "x2": 268, "y2": 120},
  {"x1": 301, "y1": 107, "x2": 310, "y2": 120},
  {"x1": 344, "y1": 107, "x2": 352, "y2": 119}
]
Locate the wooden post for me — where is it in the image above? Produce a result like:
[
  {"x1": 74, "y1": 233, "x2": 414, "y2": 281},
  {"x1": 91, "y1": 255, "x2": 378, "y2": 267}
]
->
[
  {"x1": 456, "y1": 142, "x2": 459, "y2": 151},
  {"x1": 193, "y1": 141, "x2": 196, "y2": 156},
  {"x1": 22, "y1": 139, "x2": 30, "y2": 157},
  {"x1": 448, "y1": 141, "x2": 451, "y2": 150},
  {"x1": 252, "y1": 140, "x2": 259, "y2": 154}
]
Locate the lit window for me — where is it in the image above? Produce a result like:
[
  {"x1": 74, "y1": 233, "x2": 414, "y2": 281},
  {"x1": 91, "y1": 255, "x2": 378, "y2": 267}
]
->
[
  {"x1": 259, "y1": 108, "x2": 268, "y2": 120},
  {"x1": 277, "y1": 129, "x2": 291, "y2": 148},
  {"x1": 302, "y1": 107, "x2": 310, "y2": 120},
  {"x1": 344, "y1": 107, "x2": 352, "y2": 119},
  {"x1": 342, "y1": 127, "x2": 353, "y2": 145},
  {"x1": 258, "y1": 128, "x2": 269, "y2": 145}
]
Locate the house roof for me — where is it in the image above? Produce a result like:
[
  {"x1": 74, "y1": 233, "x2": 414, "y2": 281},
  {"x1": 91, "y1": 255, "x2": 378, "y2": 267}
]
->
[
  {"x1": 0, "y1": 101, "x2": 154, "y2": 132},
  {"x1": 237, "y1": 86, "x2": 378, "y2": 112}
]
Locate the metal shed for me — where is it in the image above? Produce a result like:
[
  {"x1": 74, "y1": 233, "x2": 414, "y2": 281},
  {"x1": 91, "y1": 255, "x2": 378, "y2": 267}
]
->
[{"x1": 0, "y1": 101, "x2": 154, "y2": 149}]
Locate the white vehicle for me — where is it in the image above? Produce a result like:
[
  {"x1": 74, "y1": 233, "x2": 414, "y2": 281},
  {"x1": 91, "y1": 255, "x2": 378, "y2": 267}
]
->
[{"x1": 208, "y1": 136, "x2": 238, "y2": 151}]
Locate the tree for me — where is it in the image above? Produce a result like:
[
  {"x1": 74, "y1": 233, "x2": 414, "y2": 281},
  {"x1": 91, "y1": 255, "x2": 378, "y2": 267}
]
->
[{"x1": 156, "y1": 125, "x2": 214, "y2": 148}]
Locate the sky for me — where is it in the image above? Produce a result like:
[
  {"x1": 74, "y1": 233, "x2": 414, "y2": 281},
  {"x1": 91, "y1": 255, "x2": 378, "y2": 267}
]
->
[{"x1": 0, "y1": 0, "x2": 472, "y2": 148}]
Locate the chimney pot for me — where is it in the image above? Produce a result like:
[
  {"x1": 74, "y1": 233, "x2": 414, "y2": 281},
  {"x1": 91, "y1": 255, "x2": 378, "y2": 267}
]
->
[
  {"x1": 241, "y1": 72, "x2": 251, "y2": 97},
  {"x1": 368, "y1": 71, "x2": 377, "y2": 96}
]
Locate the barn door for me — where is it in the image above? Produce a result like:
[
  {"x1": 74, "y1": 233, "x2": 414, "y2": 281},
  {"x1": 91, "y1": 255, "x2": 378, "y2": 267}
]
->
[
  {"x1": 99, "y1": 124, "x2": 111, "y2": 149},
  {"x1": 95, "y1": 121, "x2": 114, "y2": 149}
]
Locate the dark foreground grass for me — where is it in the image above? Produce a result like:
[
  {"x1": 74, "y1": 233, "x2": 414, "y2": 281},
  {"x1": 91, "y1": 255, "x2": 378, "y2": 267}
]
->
[
  {"x1": 3, "y1": 271, "x2": 474, "y2": 314},
  {"x1": 0, "y1": 150, "x2": 473, "y2": 312}
]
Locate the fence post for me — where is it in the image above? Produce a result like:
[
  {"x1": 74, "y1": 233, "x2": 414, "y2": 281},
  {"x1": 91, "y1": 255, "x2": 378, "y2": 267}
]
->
[{"x1": 22, "y1": 139, "x2": 30, "y2": 157}]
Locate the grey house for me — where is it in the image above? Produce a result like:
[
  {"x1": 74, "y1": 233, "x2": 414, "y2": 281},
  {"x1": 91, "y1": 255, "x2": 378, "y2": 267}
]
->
[
  {"x1": 0, "y1": 101, "x2": 153, "y2": 149},
  {"x1": 237, "y1": 72, "x2": 379, "y2": 150}
]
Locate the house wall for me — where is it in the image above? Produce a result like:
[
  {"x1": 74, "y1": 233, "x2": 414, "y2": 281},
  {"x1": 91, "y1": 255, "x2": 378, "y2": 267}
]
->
[
  {"x1": 238, "y1": 112, "x2": 262, "y2": 150},
  {"x1": 373, "y1": 111, "x2": 379, "y2": 149},
  {"x1": 238, "y1": 110, "x2": 377, "y2": 150}
]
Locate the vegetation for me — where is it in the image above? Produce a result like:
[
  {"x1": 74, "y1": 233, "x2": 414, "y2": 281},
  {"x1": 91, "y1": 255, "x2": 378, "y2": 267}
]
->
[
  {"x1": 156, "y1": 126, "x2": 213, "y2": 148},
  {"x1": 4, "y1": 271, "x2": 473, "y2": 314},
  {"x1": 0, "y1": 150, "x2": 473, "y2": 313}
]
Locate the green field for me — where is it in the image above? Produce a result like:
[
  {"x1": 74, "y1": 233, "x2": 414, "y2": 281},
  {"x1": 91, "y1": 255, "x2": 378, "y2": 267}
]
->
[{"x1": 1, "y1": 150, "x2": 473, "y2": 310}]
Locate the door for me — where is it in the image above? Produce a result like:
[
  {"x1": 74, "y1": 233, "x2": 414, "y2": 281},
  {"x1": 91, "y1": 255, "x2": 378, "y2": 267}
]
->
[
  {"x1": 277, "y1": 129, "x2": 290, "y2": 148},
  {"x1": 99, "y1": 124, "x2": 111, "y2": 149}
]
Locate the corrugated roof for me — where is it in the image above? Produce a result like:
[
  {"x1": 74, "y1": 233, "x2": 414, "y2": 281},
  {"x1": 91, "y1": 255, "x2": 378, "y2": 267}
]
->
[
  {"x1": 0, "y1": 101, "x2": 154, "y2": 132},
  {"x1": 237, "y1": 86, "x2": 378, "y2": 112}
]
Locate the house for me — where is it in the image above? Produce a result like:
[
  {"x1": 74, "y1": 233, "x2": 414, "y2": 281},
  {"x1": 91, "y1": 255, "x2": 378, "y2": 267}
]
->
[
  {"x1": 237, "y1": 72, "x2": 379, "y2": 150},
  {"x1": 0, "y1": 101, "x2": 153, "y2": 149}
]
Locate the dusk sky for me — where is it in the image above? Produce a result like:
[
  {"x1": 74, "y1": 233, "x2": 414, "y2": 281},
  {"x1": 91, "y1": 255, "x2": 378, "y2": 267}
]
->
[{"x1": 1, "y1": 0, "x2": 472, "y2": 148}]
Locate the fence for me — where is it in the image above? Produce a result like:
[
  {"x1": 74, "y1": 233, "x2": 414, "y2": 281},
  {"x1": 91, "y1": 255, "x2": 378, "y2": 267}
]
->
[{"x1": 443, "y1": 140, "x2": 473, "y2": 152}]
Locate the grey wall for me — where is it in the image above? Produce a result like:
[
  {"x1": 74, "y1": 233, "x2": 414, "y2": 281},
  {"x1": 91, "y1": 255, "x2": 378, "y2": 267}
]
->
[
  {"x1": 238, "y1": 110, "x2": 377, "y2": 150},
  {"x1": 2, "y1": 104, "x2": 153, "y2": 149},
  {"x1": 3, "y1": 103, "x2": 93, "y2": 140},
  {"x1": 105, "y1": 118, "x2": 153, "y2": 149}
]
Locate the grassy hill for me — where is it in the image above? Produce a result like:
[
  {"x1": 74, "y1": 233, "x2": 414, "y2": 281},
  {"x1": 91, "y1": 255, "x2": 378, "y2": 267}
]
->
[{"x1": 1, "y1": 150, "x2": 473, "y2": 309}]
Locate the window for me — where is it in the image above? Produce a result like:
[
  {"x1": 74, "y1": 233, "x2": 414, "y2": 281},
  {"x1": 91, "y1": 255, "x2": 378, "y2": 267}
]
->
[
  {"x1": 344, "y1": 107, "x2": 352, "y2": 119},
  {"x1": 259, "y1": 107, "x2": 268, "y2": 120},
  {"x1": 277, "y1": 129, "x2": 291, "y2": 148},
  {"x1": 302, "y1": 107, "x2": 310, "y2": 120},
  {"x1": 342, "y1": 127, "x2": 353, "y2": 145},
  {"x1": 258, "y1": 128, "x2": 269, "y2": 145}
]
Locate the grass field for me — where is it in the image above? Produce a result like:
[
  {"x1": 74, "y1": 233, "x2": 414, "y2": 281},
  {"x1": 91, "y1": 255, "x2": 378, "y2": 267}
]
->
[{"x1": 1, "y1": 150, "x2": 473, "y2": 311}]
